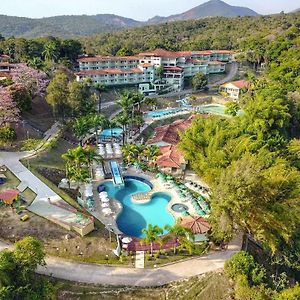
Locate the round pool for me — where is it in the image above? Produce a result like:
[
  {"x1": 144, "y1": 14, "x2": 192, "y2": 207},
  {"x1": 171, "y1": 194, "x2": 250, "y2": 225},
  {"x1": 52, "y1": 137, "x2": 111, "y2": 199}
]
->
[
  {"x1": 101, "y1": 179, "x2": 174, "y2": 238},
  {"x1": 171, "y1": 203, "x2": 189, "y2": 213}
]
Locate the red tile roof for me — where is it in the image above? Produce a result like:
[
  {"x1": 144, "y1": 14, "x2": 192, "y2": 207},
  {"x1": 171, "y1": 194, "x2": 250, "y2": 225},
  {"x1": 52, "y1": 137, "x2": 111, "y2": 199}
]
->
[
  {"x1": 156, "y1": 145, "x2": 186, "y2": 168},
  {"x1": 75, "y1": 68, "x2": 143, "y2": 76},
  {"x1": 225, "y1": 80, "x2": 249, "y2": 89},
  {"x1": 208, "y1": 61, "x2": 226, "y2": 65},
  {"x1": 138, "y1": 63, "x2": 154, "y2": 68},
  {"x1": 78, "y1": 55, "x2": 140, "y2": 62},
  {"x1": 164, "y1": 66, "x2": 183, "y2": 72},
  {"x1": 146, "y1": 116, "x2": 194, "y2": 146}
]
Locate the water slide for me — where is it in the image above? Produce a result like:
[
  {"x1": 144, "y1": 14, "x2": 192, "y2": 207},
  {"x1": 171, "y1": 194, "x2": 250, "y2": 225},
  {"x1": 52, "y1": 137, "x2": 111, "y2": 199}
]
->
[{"x1": 110, "y1": 161, "x2": 124, "y2": 187}]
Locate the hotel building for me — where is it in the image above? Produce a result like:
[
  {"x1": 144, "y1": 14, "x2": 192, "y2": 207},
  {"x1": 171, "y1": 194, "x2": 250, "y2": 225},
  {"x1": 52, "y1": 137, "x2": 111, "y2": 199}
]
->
[{"x1": 75, "y1": 49, "x2": 232, "y2": 93}]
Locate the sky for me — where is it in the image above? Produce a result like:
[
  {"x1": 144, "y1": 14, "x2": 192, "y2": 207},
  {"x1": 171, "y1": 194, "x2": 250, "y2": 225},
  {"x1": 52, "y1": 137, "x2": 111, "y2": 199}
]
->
[{"x1": 0, "y1": 0, "x2": 299, "y2": 21}]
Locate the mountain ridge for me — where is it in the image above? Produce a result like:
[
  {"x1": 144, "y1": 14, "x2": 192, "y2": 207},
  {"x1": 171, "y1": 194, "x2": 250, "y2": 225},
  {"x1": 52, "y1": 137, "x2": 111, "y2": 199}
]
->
[{"x1": 0, "y1": 0, "x2": 262, "y2": 38}]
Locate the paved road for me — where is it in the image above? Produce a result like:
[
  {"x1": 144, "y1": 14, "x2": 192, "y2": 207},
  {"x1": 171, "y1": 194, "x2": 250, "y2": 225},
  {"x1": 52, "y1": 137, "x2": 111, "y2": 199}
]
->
[
  {"x1": 0, "y1": 151, "x2": 57, "y2": 199},
  {"x1": 38, "y1": 236, "x2": 240, "y2": 287},
  {"x1": 0, "y1": 235, "x2": 241, "y2": 287},
  {"x1": 207, "y1": 62, "x2": 238, "y2": 88}
]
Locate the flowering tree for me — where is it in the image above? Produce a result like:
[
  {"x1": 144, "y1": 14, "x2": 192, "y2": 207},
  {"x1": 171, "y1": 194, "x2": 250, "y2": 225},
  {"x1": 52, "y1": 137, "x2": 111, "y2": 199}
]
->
[
  {"x1": 9, "y1": 63, "x2": 49, "y2": 98},
  {"x1": 0, "y1": 87, "x2": 20, "y2": 126}
]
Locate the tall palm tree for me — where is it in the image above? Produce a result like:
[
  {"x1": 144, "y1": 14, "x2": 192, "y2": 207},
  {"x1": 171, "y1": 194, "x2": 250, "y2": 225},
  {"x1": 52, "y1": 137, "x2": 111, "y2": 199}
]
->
[
  {"x1": 141, "y1": 224, "x2": 163, "y2": 257},
  {"x1": 42, "y1": 42, "x2": 59, "y2": 62},
  {"x1": 164, "y1": 221, "x2": 193, "y2": 254},
  {"x1": 114, "y1": 113, "x2": 130, "y2": 145},
  {"x1": 93, "y1": 83, "x2": 106, "y2": 113},
  {"x1": 122, "y1": 143, "x2": 139, "y2": 164}
]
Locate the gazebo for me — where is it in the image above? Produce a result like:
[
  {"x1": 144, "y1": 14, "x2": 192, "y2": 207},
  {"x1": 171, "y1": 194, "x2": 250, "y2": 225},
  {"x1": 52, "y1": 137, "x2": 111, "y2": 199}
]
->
[
  {"x1": 181, "y1": 215, "x2": 211, "y2": 242},
  {"x1": 0, "y1": 189, "x2": 20, "y2": 205}
]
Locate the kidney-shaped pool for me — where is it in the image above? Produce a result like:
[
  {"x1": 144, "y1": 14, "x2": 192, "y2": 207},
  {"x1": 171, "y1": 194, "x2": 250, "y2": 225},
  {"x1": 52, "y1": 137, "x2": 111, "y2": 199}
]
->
[{"x1": 101, "y1": 178, "x2": 174, "y2": 238}]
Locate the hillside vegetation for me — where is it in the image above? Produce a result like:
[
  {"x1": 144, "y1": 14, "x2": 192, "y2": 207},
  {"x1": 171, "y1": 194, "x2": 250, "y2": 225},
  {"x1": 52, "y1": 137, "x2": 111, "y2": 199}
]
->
[{"x1": 80, "y1": 13, "x2": 300, "y2": 55}]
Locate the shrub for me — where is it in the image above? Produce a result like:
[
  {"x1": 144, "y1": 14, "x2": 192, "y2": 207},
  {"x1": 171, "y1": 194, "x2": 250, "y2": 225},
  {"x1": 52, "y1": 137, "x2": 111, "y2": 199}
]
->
[
  {"x1": 0, "y1": 126, "x2": 16, "y2": 143},
  {"x1": 225, "y1": 251, "x2": 266, "y2": 286}
]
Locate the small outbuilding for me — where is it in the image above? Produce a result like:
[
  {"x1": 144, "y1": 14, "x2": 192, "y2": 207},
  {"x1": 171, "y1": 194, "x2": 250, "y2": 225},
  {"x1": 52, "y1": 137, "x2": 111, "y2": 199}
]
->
[{"x1": 0, "y1": 189, "x2": 20, "y2": 205}]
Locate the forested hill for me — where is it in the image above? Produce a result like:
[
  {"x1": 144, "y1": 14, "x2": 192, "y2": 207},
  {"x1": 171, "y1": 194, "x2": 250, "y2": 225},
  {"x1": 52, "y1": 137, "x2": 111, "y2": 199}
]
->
[
  {"x1": 80, "y1": 13, "x2": 300, "y2": 56},
  {"x1": 0, "y1": 14, "x2": 140, "y2": 38},
  {"x1": 0, "y1": 0, "x2": 259, "y2": 38}
]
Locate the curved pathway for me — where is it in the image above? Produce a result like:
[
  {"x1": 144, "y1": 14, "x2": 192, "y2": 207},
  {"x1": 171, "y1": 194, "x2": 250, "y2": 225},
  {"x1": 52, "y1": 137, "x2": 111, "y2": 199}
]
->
[{"x1": 38, "y1": 235, "x2": 241, "y2": 287}]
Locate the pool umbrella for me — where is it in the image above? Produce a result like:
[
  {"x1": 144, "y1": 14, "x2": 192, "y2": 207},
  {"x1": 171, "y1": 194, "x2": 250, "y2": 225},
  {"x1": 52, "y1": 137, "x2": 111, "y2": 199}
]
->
[
  {"x1": 99, "y1": 191, "x2": 108, "y2": 197},
  {"x1": 101, "y1": 197, "x2": 110, "y2": 203},
  {"x1": 122, "y1": 237, "x2": 133, "y2": 244},
  {"x1": 181, "y1": 216, "x2": 211, "y2": 234}
]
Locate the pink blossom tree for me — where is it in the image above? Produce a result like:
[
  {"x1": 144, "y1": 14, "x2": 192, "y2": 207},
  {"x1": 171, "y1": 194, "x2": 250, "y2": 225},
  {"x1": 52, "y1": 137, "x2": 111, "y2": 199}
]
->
[
  {"x1": 9, "y1": 63, "x2": 49, "y2": 98},
  {"x1": 0, "y1": 87, "x2": 20, "y2": 126}
]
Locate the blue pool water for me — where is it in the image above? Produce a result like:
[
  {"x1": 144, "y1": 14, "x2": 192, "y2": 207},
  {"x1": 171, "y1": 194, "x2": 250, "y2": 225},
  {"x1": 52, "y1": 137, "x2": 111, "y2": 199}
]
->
[
  {"x1": 102, "y1": 179, "x2": 174, "y2": 238},
  {"x1": 147, "y1": 108, "x2": 182, "y2": 118},
  {"x1": 99, "y1": 128, "x2": 123, "y2": 139}
]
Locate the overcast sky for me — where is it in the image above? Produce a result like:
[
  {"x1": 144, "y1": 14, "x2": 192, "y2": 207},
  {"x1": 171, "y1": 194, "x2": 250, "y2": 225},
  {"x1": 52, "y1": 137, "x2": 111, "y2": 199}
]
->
[{"x1": 0, "y1": 0, "x2": 299, "y2": 20}]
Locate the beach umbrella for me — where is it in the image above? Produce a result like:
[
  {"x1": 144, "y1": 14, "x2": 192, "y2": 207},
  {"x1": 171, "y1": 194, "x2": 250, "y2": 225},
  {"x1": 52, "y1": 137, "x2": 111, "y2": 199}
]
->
[
  {"x1": 181, "y1": 216, "x2": 211, "y2": 234},
  {"x1": 99, "y1": 191, "x2": 108, "y2": 197},
  {"x1": 122, "y1": 237, "x2": 133, "y2": 244},
  {"x1": 101, "y1": 197, "x2": 110, "y2": 203}
]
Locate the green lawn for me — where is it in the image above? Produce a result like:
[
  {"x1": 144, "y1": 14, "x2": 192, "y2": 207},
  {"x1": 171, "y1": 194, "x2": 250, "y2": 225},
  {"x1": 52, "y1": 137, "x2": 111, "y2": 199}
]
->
[
  {"x1": 28, "y1": 138, "x2": 74, "y2": 170},
  {"x1": 21, "y1": 187, "x2": 37, "y2": 204},
  {"x1": 0, "y1": 170, "x2": 21, "y2": 191}
]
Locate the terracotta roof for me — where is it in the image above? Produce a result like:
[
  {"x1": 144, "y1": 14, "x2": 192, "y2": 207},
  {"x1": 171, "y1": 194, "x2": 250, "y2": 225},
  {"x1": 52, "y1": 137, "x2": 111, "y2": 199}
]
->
[
  {"x1": 208, "y1": 61, "x2": 226, "y2": 65},
  {"x1": 164, "y1": 66, "x2": 183, "y2": 72},
  {"x1": 181, "y1": 216, "x2": 211, "y2": 234},
  {"x1": 223, "y1": 80, "x2": 249, "y2": 89},
  {"x1": 75, "y1": 68, "x2": 143, "y2": 76},
  {"x1": 78, "y1": 55, "x2": 140, "y2": 62},
  {"x1": 146, "y1": 116, "x2": 194, "y2": 146},
  {"x1": 138, "y1": 63, "x2": 154, "y2": 68},
  {"x1": 186, "y1": 58, "x2": 208, "y2": 64},
  {"x1": 156, "y1": 145, "x2": 186, "y2": 168}
]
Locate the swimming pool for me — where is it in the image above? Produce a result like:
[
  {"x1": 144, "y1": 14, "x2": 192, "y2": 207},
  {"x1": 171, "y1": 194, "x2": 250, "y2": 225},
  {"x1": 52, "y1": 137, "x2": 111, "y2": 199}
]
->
[
  {"x1": 197, "y1": 104, "x2": 226, "y2": 115},
  {"x1": 101, "y1": 179, "x2": 174, "y2": 238},
  {"x1": 99, "y1": 128, "x2": 123, "y2": 139},
  {"x1": 147, "y1": 108, "x2": 182, "y2": 118}
]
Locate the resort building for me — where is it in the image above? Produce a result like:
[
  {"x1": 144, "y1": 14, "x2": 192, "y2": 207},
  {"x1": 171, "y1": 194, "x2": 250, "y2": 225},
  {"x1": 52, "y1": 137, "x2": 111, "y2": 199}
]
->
[
  {"x1": 0, "y1": 55, "x2": 11, "y2": 72},
  {"x1": 219, "y1": 80, "x2": 249, "y2": 99},
  {"x1": 76, "y1": 49, "x2": 232, "y2": 93},
  {"x1": 156, "y1": 145, "x2": 187, "y2": 177},
  {"x1": 146, "y1": 116, "x2": 194, "y2": 147}
]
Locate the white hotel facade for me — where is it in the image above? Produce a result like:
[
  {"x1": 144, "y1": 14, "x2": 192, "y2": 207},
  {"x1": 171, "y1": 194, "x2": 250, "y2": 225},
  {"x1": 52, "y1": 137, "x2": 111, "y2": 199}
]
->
[{"x1": 75, "y1": 49, "x2": 232, "y2": 93}]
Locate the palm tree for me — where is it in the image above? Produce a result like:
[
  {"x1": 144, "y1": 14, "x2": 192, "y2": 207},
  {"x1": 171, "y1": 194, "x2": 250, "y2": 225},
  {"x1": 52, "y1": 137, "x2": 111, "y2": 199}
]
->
[
  {"x1": 164, "y1": 221, "x2": 193, "y2": 254},
  {"x1": 141, "y1": 224, "x2": 163, "y2": 257},
  {"x1": 143, "y1": 145, "x2": 160, "y2": 165},
  {"x1": 83, "y1": 145, "x2": 103, "y2": 177},
  {"x1": 27, "y1": 57, "x2": 44, "y2": 70},
  {"x1": 122, "y1": 143, "x2": 139, "y2": 164},
  {"x1": 93, "y1": 83, "x2": 106, "y2": 113},
  {"x1": 42, "y1": 42, "x2": 59, "y2": 62},
  {"x1": 114, "y1": 113, "x2": 130, "y2": 145}
]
